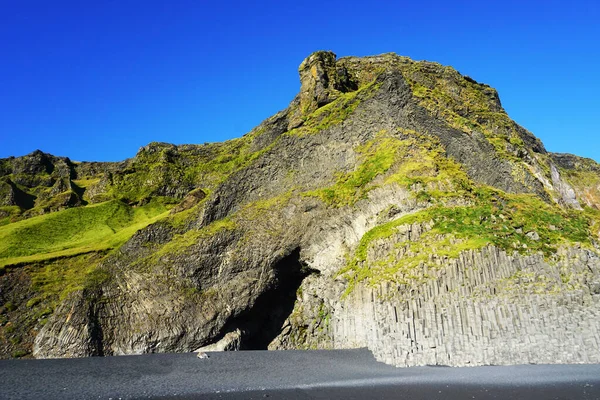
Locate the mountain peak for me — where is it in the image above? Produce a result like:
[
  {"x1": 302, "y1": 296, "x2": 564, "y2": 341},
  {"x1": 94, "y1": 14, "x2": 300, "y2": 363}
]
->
[
  {"x1": 289, "y1": 51, "x2": 359, "y2": 128},
  {"x1": 2, "y1": 51, "x2": 600, "y2": 368}
]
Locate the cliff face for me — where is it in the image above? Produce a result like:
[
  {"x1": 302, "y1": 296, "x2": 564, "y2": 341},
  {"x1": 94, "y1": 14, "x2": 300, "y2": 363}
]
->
[{"x1": 1, "y1": 51, "x2": 600, "y2": 366}]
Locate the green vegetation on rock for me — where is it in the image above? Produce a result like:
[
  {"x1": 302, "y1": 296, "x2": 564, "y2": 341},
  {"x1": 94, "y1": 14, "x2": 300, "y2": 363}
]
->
[
  {"x1": 305, "y1": 128, "x2": 470, "y2": 207},
  {"x1": 29, "y1": 252, "x2": 110, "y2": 302},
  {"x1": 0, "y1": 206, "x2": 21, "y2": 226},
  {"x1": 0, "y1": 199, "x2": 169, "y2": 268},
  {"x1": 341, "y1": 186, "x2": 593, "y2": 294},
  {"x1": 304, "y1": 131, "x2": 405, "y2": 206},
  {"x1": 400, "y1": 61, "x2": 543, "y2": 172},
  {"x1": 558, "y1": 158, "x2": 600, "y2": 210},
  {"x1": 295, "y1": 80, "x2": 382, "y2": 135}
]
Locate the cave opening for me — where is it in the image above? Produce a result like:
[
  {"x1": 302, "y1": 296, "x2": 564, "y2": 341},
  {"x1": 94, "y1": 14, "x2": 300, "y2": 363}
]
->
[{"x1": 229, "y1": 247, "x2": 317, "y2": 350}]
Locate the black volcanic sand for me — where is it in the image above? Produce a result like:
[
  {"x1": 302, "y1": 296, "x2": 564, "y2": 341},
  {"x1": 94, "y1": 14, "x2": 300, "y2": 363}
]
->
[{"x1": 1, "y1": 349, "x2": 599, "y2": 400}]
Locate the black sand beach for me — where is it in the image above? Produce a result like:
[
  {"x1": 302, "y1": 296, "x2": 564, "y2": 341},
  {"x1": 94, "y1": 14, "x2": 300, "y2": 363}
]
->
[{"x1": 1, "y1": 349, "x2": 599, "y2": 400}]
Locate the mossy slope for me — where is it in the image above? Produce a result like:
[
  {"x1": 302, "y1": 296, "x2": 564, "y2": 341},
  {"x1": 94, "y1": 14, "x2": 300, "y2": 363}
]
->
[{"x1": 0, "y1": 199, "x2": 169, "y2": 268}]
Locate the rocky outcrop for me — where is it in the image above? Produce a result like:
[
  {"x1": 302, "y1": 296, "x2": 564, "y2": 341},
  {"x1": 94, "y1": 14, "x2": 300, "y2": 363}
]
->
[
  {"x1": 195, "y1": 329, "x2": 242, "y2": 352},
  {"x1": 170, "y1": 188, "x2": 206, "y2": 214},
  {"x1": 3, "y1": 51, "x2": 600, "y2": 367},
  {"x1": 551, "y1": 153, "x2": 600, "y2": 209},
  {"x1": 550, "y1": 164, "x2": 581, "y2": 209},
  {"x1": 279, "y1": 242, "x2": 600, "y2": 366},
  {"x1": 288, "y1": 51, "x2": 358, "y2": 129},
  {"x1": 0, "y1": 178, "x2": 36, "y2": 209},
  {"x1": 0, "y1": 151, "x2": 83, "y2": 216}
]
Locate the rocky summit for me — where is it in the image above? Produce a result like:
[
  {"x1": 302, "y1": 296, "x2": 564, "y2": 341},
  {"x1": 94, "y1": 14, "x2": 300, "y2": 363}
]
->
[{"x1": 1, "y1": 51, "x2": 600, "y2": 367}]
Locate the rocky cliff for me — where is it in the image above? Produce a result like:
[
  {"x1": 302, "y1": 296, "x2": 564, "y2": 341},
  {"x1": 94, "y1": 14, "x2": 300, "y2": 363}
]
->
[{"x1": 1, "y1": 51, "x2": 600, "y2": 366}]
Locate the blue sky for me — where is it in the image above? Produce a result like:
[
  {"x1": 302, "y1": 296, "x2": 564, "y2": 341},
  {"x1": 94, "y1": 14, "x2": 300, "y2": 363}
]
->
[{"x1": 0, "y1": 0, "x2": 598, "y2": 162}]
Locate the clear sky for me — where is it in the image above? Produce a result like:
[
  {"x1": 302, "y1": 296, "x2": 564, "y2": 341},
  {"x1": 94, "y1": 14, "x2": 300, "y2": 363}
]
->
[{"x1": 0, "y1": 0, "x2": 598, "y2": 162}]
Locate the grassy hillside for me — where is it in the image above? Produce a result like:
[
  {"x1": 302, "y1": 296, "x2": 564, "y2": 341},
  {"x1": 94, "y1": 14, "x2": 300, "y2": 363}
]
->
[{"x1": 0, "y1": 199, "x2": 170, "y2": 268}]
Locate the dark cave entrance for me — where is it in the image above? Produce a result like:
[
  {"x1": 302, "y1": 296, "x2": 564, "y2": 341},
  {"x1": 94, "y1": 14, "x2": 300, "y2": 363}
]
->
[{"x1": 230, "y1": 248, "x2": 317, "y2": 350}]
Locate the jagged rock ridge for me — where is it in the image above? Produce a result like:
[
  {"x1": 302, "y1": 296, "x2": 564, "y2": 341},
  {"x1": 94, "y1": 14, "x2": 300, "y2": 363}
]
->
[{"x1": 1, "y1": 51, "x2": 600, "y2": 366}]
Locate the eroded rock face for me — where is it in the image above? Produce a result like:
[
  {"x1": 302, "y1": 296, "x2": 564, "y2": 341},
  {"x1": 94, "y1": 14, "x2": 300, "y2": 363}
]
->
[
  {"x1": 551, "y1": 164, "x2": 581, "y2": 209},
  {"x1": 288, "y1": 51, "x2": 358, "y2": 129},
  {"x1": 5, "y1": 51, "x2": 600, "y2": 366},
  {"x1": 299, "y1": 51, "x2": 338, "y2": 111},
  {"x1": 170, "y1": 188, "x2": 206, "y2": 214},
  {"x1": 298, "y1": 51, "x2": 358, "y2": 111},
  {"x1": 551, "y1": 153, "x2": 600, "y2": 209},
  {"x1": 275, "y1": 241, "x2": 600, "y2": 366}
]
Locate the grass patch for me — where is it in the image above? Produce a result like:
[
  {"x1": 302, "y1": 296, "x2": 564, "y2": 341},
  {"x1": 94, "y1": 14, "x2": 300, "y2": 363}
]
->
[
  {"x1": 71, "y1": 178, "x2": 100, "y2": 188},
  {"x1": 304, "y1": 133, "x2": 405, "y2": 206},
  {"x1": 340, "y1": 186, "x2": 592, "y2": 295},
  {"x1": 29, "y1": 252, "x2": 110, "y2": 301},
  {"x1": 402, "y1": 63, "x2": 530, "y2": 163},
  {"x1": 303, "y1": 81, "x2": 382, "y2": 132},
  {"x1": 384, "y1": 129, "x2": 470, "y2": 193},
  {"x1": 289, "y1": 79, "x2": 383, "y2": 137},
  {"x1": 11, "y1": 350, "x2": 29, "y2": 358},
  {"x1": 149, "y1": 216, "x2": 236, "y2": 262},
  {"x1": 305, "y1": 129, "x2": 471, "y2": 207},
  {"x1": 176, "y1": 131, "x2": 284, "y2": 196},
  {"x1": 0, "y1": 199, "x2": 169, "y2": 267},
  {"x1": 0, "y1": 206, "x2": 21, "y2": 226}
]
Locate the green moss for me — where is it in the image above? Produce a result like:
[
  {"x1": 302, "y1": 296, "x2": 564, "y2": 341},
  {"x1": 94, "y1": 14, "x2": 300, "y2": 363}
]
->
[
  {"x1": 166, "y1": 189, "x2": 212, "y2": 229},
  {"x1": 315, "y1": 301, "x2": 331, "y2": 334},
  {"x1": 0, "y1": 206, "x2": 21, "y2": 226},
  {"x1": 11, "y1": 350, "x2": 28, "y2": 358},
  {"x1": 150, "y1": 216, "x2": 236, "y2": 262},
  {"x1": 104, "y1": 135, "x2": 279, "y2": 206},
  {"x1": 305, "y1": 129, "x2": 471, "y2": 208},
  {"x1": 490, "y1": 270, "x2": 570, "y2": 296},
  {"x1": 305, "y1": 81, "x2": 381, "y2": 132},
  {"x1": 304, "y1": 132, "x2": 407, "y2": 207},
  {"x1": 29, "y1": 252, "x2": 109, "y2": 302},
  {"x1": 25, "y1": 297, "x2": 42, "y2": 308},
  {"x1": 72, "y1": 177, "x2": 101, "y2": 188},
  {"x1": 180, "y1": 141, "x2": 249, "y2": 188},
  {"x1": 340, "y1": 186, "x2": 593, "y2": 295},
  {"x1": 9, "y1": 336, "x2": 21, "y2": 345},
  {"x1": 403, "y1": 67, "x2": 530, "y2": 163},
  {"x1": 238, "y1": 191, "x2": 294, "y2": 223},
  {"x1": 509, "y1": 134, "x2": 525, "y2": 148},
  {"x1": 289, "y1": 80, "x2": 383, "y2": 137},
  {"x1": 145, "y1": 190, "x2": 296, "y2": 272},
  {"x1": 0, "y1": 199, "x2": 169, "y2": 267},
  {"x1": 178, "y1": 133, "x2": 285, "y2": 197},
  {"x1": 1, "y1": 127, "x2": 284, "y2": 227},
  {"x1": 384, "y1": 129, "x2": 471, "y2": 193}
]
